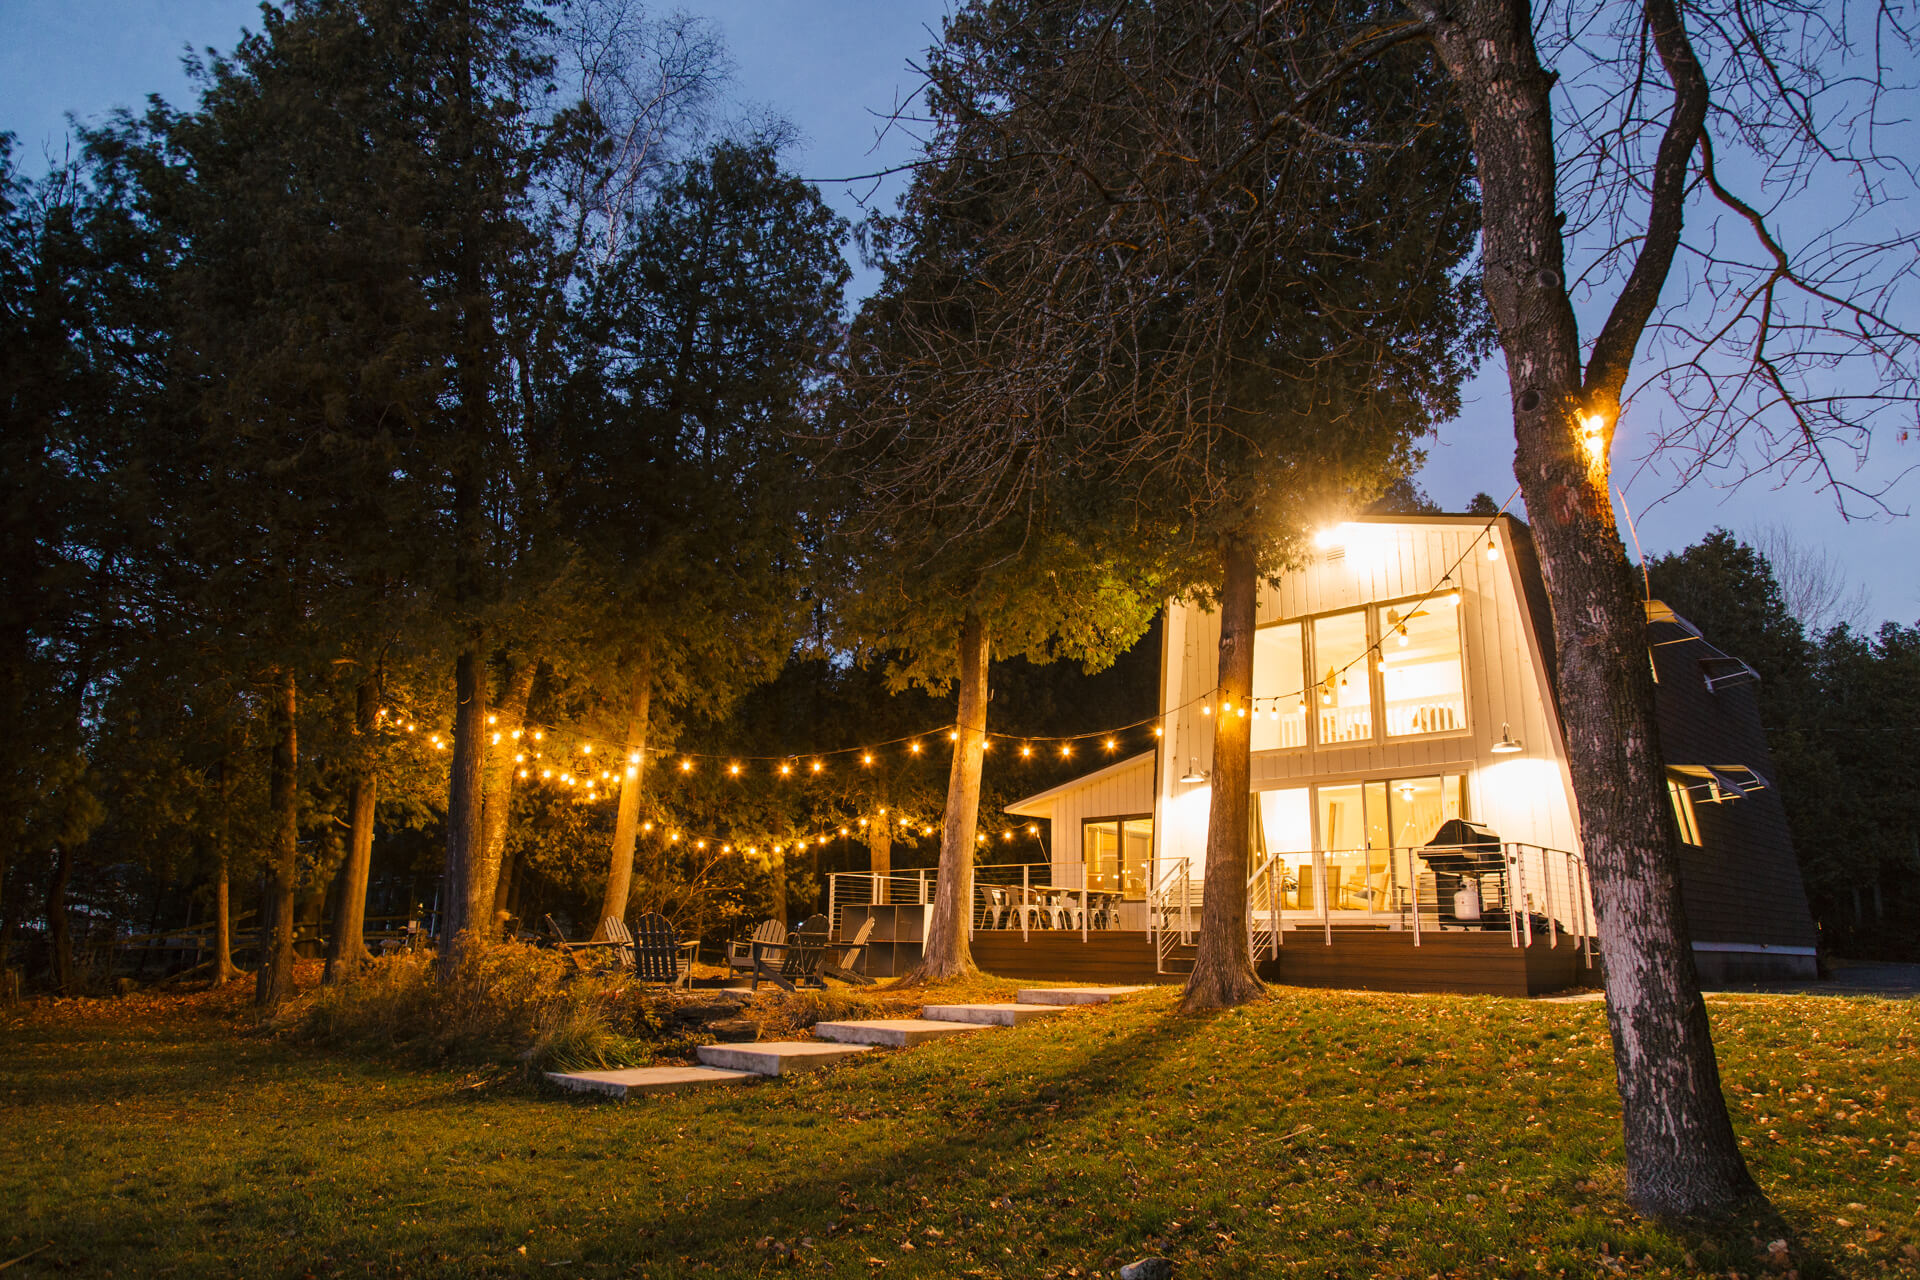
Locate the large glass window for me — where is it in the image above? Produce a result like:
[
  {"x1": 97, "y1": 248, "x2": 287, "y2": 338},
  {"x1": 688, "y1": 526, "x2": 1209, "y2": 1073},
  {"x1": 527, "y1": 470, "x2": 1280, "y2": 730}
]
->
[
  {"x1": 1251, "y1": 622, "x2": 1308, "y2": 751},
  {"x1": 1379, "y1": 595, "x2": 1466, "y2": 737},
  {"x1": 1313, "y1": 610, "x2": 1373, "y2": 744},
  {"x1": 1253, "y1": 789, "x2": 1312, "y2": 909},
  {"x1": 1084, "y1": 816, "x2": 1153, "y2": 898}
]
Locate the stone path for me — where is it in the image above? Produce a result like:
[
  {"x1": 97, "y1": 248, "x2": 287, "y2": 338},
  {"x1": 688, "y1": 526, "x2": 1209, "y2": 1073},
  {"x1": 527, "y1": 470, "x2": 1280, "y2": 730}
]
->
[{"x1": 545, "y1": 986, "x2": 1147, "y2": 1099}]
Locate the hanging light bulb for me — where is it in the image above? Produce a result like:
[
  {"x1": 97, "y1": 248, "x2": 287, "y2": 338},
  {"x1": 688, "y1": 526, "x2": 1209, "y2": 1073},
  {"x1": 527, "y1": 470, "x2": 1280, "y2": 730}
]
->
[
  {"x1": 517, "y1": 769, "x2": 528, "y2": 780},
  {"x1": 1027, "y1": 825, "x2": 1038, "y2": 835},
  {"x1": 729, "y1": 762, "x2": 741, "y2": 776},
  {"x1": 810, "y1": 759, "x2": 823, "y2": 773},
  {"x1": 779, "y1": 761, "x2": 791, "y2": 776},
  {"x1": 861, "y1": 752, "x2": 873, "y2": 766},
  {"x1": 510, "y1": 728, "x2": 521, "y2": 740},
  {"x1": 858, "y1": 817, "x2": 868, "y2": 827},
  {"x1": 909, "y1": 741, "x2": 922, "y2": 754},
  {"x1": 1486, "y1": 536, "x2": 1500, "y2": 562},
  {"x1": 948, "y1": 730, "x2": 959, "y2": 742},
  {"x1": 533, "y1": 731, "x2": 544, "y2": 741},
  {"x1": 1152, "y1": 725, "x2": 1163, "y2": 737},
  {"x1": 487, "y1": 714, "x2": 497, "y2": 726},
  {"x1": 680, "y1": 759, "x2": 693, "y2": 772},
  {"x1": 1201, "y1": 704, "x2": 1212, "y2": 716},
  {"x1": 1060, "y1": 743, "x2": 1072, "y2": 757},
  {"x1": 581, "y1": 743, "x2": 592, "y2": 755},
  {"x1": 642, "y1": 822, "x2": 653, "y2": 832},
  {"x1": 1021, "y1": 743, "x2": 1033, "y2": 757},
  {"x1": 1104, "y1": 738, "x2": 1117, "y2": 750}
]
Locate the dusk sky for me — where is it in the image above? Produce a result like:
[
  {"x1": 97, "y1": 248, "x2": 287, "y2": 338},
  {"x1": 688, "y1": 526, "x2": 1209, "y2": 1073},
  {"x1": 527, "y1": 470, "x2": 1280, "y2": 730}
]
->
[{"x1": 6, "y1": 0, "x2": 1913, "y2": 627}]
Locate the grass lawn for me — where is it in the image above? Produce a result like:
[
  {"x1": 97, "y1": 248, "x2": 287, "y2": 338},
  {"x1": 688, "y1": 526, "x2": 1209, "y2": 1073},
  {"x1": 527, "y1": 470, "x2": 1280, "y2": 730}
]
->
[{"x1": 1, "y1": 978, "x2": 1915, "y2": 1279}]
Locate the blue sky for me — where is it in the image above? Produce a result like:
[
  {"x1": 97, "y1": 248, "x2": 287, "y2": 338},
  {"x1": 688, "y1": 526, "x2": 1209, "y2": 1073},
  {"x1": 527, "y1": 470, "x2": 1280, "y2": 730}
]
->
[{"x1": 5, "y1": 0, "x2": 1913, "y2": 627}]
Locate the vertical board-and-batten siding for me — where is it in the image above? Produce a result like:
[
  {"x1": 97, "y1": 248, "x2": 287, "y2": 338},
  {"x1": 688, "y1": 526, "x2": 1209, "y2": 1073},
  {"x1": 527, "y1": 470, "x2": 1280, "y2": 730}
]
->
[{"x1": 1155, "y1": 517, "x2": 1582, "y2": 880}]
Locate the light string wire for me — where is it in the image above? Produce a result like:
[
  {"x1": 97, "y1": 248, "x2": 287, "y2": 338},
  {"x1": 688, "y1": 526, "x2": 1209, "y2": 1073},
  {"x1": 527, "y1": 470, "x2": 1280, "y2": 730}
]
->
[{"x1": 377, "y1": 507, "x2": 1522, "y2": 849}]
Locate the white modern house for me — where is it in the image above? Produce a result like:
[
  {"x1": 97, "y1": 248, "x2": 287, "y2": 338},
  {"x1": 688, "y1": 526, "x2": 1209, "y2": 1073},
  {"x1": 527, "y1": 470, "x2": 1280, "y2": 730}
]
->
[{"x1": 988, "y1": 513, "x2": 1817, "y2": 993}]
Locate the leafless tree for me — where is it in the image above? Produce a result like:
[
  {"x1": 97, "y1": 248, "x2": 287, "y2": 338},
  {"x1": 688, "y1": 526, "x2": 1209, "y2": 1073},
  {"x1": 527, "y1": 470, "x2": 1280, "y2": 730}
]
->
[{"x1": 1750, "y1": 521, "x2": 1874, "y2": 635}]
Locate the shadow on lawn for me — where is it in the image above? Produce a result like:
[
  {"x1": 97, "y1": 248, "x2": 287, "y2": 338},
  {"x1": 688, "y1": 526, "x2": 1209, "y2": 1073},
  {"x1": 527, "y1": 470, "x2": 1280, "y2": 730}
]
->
[{"x1": 586, "y1": 1002, "x2": 1217, "y2": 1270}]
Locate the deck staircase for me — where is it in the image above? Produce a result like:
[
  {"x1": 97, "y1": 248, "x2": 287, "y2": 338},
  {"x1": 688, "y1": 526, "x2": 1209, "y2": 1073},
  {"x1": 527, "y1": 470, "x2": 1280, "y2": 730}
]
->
[{"x1": 544, "y1": 986, "x2": 1147, "y2": 1098}]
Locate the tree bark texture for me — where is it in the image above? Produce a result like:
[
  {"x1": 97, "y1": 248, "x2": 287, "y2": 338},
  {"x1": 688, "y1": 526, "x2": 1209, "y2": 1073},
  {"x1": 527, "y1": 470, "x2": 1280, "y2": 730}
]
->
[
  {"x1": 255, "y1": 669, "x2": 299, "y2": 1009},
  {"x1": 439, "y1": 645, "x2": 488, "y2": 969},
  {"x1": 212, "y1": 851, "x2": 238, "y2": 986},
  {"x1": 594, "y1": 652, "x2": 654, "y2": 938},
  {"x1": 905, "y1": 611, "x2": 989, "y2": 981},
  {"x1": 1181, "y1": 535, "x2": 1266, "y2": 1012},
  {"x1": 866, "y1": 809, "x2": 892, "y2": 905},
  {"x1": 326, "y1": 677, "x2": 381, "y2": 981},
  {"x1": 475, "y1": 656, "x2": 537, "y2": 934},
  {"x1": 1419, "y1": 0, "x2": 1755, "y2": 1217}
]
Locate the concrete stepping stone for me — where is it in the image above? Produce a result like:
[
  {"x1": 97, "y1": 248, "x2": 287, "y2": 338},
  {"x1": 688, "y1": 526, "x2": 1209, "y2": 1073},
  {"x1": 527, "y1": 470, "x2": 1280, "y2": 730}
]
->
[
  {"x1": 696, "y1": 1040, "x2": 875, "y2": 1076},
  {"x1": 813, "y1": 1018, "x2": 983, "y2": 1048},
  {"x1": 545, "y1": 1065, "x2": 759, "y2": 1099},
  {"x1": 921, "y1": 1002, "x2": 1066, "y2": 1026},
  {"x1": 1016, "y1": 986, "x2": 1148, "y2": 1005}
]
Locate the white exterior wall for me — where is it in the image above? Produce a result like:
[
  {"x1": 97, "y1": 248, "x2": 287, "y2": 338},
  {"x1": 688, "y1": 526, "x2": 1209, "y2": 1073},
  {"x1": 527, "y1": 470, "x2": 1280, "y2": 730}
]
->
[{"x1": 1154, "y1": 517, "x2": 1582, "y2": 883}]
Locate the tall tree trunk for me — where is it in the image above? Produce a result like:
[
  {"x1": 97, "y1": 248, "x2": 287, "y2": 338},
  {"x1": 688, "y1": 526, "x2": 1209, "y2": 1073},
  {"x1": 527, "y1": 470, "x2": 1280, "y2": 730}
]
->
[
  {"x1": 768, "y1": 850, "x2": 788, "y2": 927},
  {"x1": 593, "y1": 651, "x2": 654, "y2": 937},
  {"x1": 1420, "y1": 0, "x2": 1755, "y2": 1218},
  {"x1": 211, "y1": 743, "x2": 241, "y2": 985},
  {"x1": 46, "y1": 844, "x2": 73, "y2": 995},
  {"x1": 255, "y1": 669, "x2": 299, "y2": 1010},
  {"x1": 327, "y1": 676, "x2": 381, "y2": 981},
  {"x1": 439, "y1": 644, "x2": 488, "y2": 967},
  {"x1": 866, "y1": 809, "x2": 892, "y2": 906},
  {"x1": 903, "y1": 611, "x2": 989, "y2": 982},
  {"x1": 475, "y1": 656, "x2": 537, "y2": 935},
  {"x1": 212, "y1": 851, "x2": 238, "y2": 985},
  {"x1": 1181, "y1": 534, "x2": 1265, "y2": 1012}
]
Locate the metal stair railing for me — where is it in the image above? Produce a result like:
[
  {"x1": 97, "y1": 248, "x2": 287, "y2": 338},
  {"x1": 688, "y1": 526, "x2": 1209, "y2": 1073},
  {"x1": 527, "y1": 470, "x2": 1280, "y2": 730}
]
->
[
  {"x1": 1148, "y1": 856, "x2": 1195, "y2": 974},
  {"x1": 1246, "y1": 851, "x2": 1286, "y2": 961}
]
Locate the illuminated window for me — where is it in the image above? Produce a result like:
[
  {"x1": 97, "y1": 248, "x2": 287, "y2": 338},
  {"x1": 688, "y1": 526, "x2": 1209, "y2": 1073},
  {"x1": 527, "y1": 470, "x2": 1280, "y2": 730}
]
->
[
  {"x1": 1083, "y1": 816, "x2": 1153, "y2": 898},
  {"x1": 1667, "y1": 774, "x2": 1702, "y2": 845},
  {"x1": 1313, "y1": 610, "x2": 1372, "y2": 744},
  {"x1": 1379, "y1": 596, "x2": 1466, "y2": 737},
  {"x1": 1250, "y1": 622, "x2": 1308, "y2": 750}
]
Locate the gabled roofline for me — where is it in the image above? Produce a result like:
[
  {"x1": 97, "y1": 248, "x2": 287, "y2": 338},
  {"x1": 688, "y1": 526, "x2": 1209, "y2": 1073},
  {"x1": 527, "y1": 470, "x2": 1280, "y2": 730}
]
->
[{"x1": 1003, "y1": 750, "x2": 1155, "y2": 815}]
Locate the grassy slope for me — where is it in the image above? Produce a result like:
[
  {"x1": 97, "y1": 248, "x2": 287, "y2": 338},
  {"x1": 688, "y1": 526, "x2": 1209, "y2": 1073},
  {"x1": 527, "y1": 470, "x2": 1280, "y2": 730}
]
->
[{"x1": 0, "y1": 983, "x2": 1915, "y2": 1279}]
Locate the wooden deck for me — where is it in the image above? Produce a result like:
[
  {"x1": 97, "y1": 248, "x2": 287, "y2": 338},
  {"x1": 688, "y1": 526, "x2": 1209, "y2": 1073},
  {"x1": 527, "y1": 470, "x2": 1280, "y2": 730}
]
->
[{"x1": 965, "y1": 928, "x2": 1594, "y2": 996}]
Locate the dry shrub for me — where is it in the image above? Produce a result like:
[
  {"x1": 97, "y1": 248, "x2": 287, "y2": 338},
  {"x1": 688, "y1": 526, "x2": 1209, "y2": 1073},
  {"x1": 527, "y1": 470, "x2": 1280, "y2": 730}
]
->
[{"x1": 293, "y1": 940, "x2": 655, "y2": 1074}]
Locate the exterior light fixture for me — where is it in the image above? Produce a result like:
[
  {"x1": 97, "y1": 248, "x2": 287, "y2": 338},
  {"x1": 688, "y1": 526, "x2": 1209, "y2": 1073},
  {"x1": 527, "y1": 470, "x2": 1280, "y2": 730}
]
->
[
  {"x1": 1486, "y1": 536, "x2": 1501, "y2": 562},
  {"x1": 1180, "y1": 759, "x2": 1208, "y2": 784},
  {"x1": 1491, "y1": 723, "x2": 1524, "y2": 754}
]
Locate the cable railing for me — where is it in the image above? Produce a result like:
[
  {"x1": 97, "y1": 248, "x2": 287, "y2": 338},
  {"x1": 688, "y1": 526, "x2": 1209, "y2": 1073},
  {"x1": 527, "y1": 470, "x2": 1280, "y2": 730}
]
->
[
  {"x1": 1148, "y1": 856, "x2": 1197, "y2": 974},
  {"x1": 1247, "y1": 842, "x2": 1591, "y2": 956}
]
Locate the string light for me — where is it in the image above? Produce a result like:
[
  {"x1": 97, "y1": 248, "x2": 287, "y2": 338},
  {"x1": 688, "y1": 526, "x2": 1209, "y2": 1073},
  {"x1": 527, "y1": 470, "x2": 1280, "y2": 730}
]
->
[
  {"x1": 910, "y1": 742, "x2": 922, "y2": 754},
  {"x1": 861, "y1": 752, "x2": 873, "y2": 766},
  {"x1": 810, "y1": 760, "x2": 823, "y2": 774},
  {"x1": 729, "y1": 762, "x2": 741, "y2": 776},
  {"x1": 680, "y1": 759, "x2": 693, "y2": 773}
]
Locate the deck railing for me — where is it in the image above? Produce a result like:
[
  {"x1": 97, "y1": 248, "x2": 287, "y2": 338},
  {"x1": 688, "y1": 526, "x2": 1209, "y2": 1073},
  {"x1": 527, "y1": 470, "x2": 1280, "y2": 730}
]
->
[
  {"x1": 1252, "y1": 842, "x2": 1591, "y2": 956},
  {"x1": 1148, "y1": 856, "x2": 1197, "y2": 974}
]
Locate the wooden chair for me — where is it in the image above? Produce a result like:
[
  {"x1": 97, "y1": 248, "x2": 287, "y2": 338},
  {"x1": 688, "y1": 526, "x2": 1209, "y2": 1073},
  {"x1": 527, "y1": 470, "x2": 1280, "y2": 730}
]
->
[
  {"x1": 544, "y1": 913, "x2": 625, "y2": 970},
  {"x1": 728, "y1": 918, "x2": 786, "y2": 979},
  {"x1": 630, "y1": 912, "x2": 698, "y2": 987},
  {"x1": 751, "y1": 913, "x2": 830, "y2": 991},
  {"x1": 821, "y1": 916, "x2": 877, "y2": 985}
]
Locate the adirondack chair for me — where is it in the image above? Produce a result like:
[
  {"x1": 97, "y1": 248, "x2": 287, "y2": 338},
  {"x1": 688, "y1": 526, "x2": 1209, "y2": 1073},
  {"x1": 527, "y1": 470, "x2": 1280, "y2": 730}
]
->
[
  {"x1": 727, "y1": 918, "x2": 787, "y2": 979},
  {"x1": 596, "y1": 918, "x2": 636, "y2": 969},
  {"x1": 820, "y1": 915, "x2": 876, "y2": 985},
  {"x1": 543, "y1": 913, "x2": 625, "y2": 970},
  {"x1": 631, "y1": 912, "x2": 698, "y2": 988},
  {"x1": 751, "y1": 913, "x2": 830, "y2": 992}
]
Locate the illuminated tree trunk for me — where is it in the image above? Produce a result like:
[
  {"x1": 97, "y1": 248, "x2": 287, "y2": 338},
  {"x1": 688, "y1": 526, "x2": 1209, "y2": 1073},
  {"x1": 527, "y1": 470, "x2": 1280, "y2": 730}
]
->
[
  {"x1": 326, "y1": 677, "x2": 380, "y2": 981},
  {"x1": 865, "y1": 808, "x2": 892, "y2": 905},
  {"x1": 1420, "y1": 0, "x2": 1756, "y2": 1217},
  {"x1": 211, "y1": 745, "x2": 241, "y2": 985},
  {"x1": 1181, "y1": 534, "x2": 1265, "y2": 1012},
  {"x1": 475, "y1": 656, "x2": 537, "y2": 935},
  {"x1": 255, "y1": 668, "x2": 299, "y2": 1009},
  {"x1": 594, "y1": 650, "x2": 653, "y2": 937},
  {"x1": 903, "y1": 611, "x2": 988, "y2": 982}
]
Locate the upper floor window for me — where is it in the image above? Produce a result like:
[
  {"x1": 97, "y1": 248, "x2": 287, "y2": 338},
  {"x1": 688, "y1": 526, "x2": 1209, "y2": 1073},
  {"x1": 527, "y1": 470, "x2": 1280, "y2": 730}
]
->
[
  {"x1": 1380, "y1": 597, "x2": 1466, "y2": 738},
  {"x1": 1250, "y1": 594, "x2": 1467, "y2": 749}
]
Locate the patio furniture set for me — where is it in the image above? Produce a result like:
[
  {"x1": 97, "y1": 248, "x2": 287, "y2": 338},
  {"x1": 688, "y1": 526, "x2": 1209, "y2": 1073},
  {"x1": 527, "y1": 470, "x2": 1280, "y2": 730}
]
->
[{"x1": 541, "y1": 911, "x2": 878, "y2": 992}]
